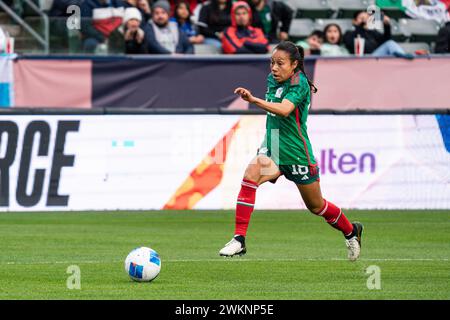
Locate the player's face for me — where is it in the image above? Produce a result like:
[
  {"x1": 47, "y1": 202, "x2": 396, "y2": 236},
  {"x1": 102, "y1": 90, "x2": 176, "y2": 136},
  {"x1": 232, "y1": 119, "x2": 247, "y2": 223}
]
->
[
  {"x1": 271, "y1": 49, "x2": 298, "y2": 83},
  {"x1": 153, "y1": 8, "x2": 169, "y2": 26},
  {"x1": 235, "y1": 8, "x2": 250, "y2": 27},
  {"x1": 326, "y1": 25, "x2": 340, "y2": 44}
]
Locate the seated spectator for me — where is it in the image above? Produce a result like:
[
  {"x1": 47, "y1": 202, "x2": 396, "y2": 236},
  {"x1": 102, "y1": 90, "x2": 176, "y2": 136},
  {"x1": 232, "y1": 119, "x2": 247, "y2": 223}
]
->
[
  {"x1": 80, "y1": 0, "x2": 126, "y2": 53},
  {"x1": 123, "y1": 0, "x2": 138, "y2": 7},
  {"x1": 144, "y1": 0, "x2": 194, "y2": 53},
  {"x1": 248, "y1": 0, "x2": 293, "y2": 44},
  {"x1": 320, "y1": 23, "x2": 350, "y2": 57},
  {"x1": 122, "y1": 0, "x2": 145, "y2": 23},
  {"x1": 296, "y1": 30, "x2": 323, "y2": 56},
  {"x1": 343, "y1": 10, "x2": 413, "y2": 59},
  {"x1": 123, "y1": 7, "x2": 148, "y2": 53},
  {"x1": 198, "y1": 0, "x2": 232, "y2": 49},
  {"x1": 435, "y1": 21, "x2": 450, "y2": 53},
  {"x1": 169, "y1": 0, "x2": 201, "y2": 13},
  {"x1": 137, "y1": 0, "x2": 153, "y2": 22},
  {"x1": 222, "y1": 1, "x2": 269, "y2": 54},
  {"x1": 49, "y1": 0, "x2": 84, "y2": 17},
  {"x1": 171, "y1": 1, "x2": 204, "y2": 44}
]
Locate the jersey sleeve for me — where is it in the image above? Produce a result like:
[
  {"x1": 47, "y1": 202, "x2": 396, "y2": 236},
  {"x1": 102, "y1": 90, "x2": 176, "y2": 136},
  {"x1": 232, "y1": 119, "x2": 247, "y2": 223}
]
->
[{"x1": 283, "y1": 74, "x2": 309, "y2": 108}]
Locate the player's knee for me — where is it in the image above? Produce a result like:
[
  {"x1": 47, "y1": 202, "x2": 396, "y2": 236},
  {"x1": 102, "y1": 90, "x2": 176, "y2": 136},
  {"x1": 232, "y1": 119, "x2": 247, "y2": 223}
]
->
[
  {"x1": 243, "y1": 165, "x2": 261, "y2": 184},
  {"x1": 305, "y1": 200, "x2": 325, "y2": 215}
]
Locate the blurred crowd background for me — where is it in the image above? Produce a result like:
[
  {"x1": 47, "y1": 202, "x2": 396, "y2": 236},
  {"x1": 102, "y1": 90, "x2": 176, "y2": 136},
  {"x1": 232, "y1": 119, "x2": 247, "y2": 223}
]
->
[{"x1": 0, "y1": 0, "x2": 449, "y2": 55}]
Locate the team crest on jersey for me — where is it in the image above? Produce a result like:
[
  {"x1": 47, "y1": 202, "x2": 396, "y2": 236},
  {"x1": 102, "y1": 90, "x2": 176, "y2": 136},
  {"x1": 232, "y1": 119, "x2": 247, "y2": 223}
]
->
[{"x1": 275, "y1": 87, "x2": 283, "y2": 98}]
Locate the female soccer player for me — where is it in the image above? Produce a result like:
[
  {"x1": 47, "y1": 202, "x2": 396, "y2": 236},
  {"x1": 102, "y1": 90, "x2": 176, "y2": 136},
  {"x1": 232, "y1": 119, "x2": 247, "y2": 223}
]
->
[{"x1": 219, "y1": 41, "x2": 363, "y2": 261}]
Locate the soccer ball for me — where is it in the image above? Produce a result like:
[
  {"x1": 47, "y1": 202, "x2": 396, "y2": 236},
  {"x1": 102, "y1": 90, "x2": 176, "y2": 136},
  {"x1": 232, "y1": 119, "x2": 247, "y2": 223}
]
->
[{"x1": 124, "y1": 247, "x2": 161, "y2": 282}]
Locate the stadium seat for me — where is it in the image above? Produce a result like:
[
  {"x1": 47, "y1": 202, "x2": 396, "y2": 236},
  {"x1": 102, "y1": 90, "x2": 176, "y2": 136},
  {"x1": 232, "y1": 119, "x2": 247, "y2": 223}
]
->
[
  {"x1": 289, "y1": 18, "x2": 315, "y2": 40},
  {"x1": 286, "y1": 0, "x2": 335, "y2": 19},
  {"x1": 331, "y1": 0, "x2": 372, "y2": 18},
  {"x1": 398, "y1": 19, "x2": 441, "y2": 43},
  {"x1": 314, "y1": 18, "x2": 355, "y2": 34},
  {"x1": 194, "y1": 44, "x2": 221, "y2": 55},
  {"x1": 389, "y1": 19, "x2": 408, "y2": 42},
  {"x1": 397, "y1": 42, "x2": 430, "y2": 54}
]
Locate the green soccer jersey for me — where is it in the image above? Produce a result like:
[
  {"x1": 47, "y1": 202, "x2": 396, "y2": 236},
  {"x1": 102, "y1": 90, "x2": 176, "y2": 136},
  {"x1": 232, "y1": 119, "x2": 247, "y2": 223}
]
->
[{"x1": 259, "y1": 71, "x2": 316, "y2": 166}]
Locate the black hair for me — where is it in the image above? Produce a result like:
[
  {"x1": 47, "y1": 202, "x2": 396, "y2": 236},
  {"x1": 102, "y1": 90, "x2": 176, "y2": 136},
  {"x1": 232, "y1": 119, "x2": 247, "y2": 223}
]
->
[
  {"x1": 274, "y1": 41, "x2": 317, "y2": 93},
  {"x1": 210, "y1": 0, "x2": 232, "y2": 24},
  {"x1": 323, "y1": 23, "x2": 343, "y2": 44},
  {"x1": 353, "y1": 10, "x2": 365, "y2": 20},
  {"x1": 174, "y1": 0, "x2": 192, "y2": 23},
  {"x1": 309, "y1": 30, "x2": 324, "y2": 40}
]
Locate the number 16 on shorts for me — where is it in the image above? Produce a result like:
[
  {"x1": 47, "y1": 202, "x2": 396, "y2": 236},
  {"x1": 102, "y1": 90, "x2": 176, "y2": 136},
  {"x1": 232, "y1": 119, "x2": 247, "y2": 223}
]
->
[{"x1": 291, "y1": 165, "x2": 308, "y2": 175}]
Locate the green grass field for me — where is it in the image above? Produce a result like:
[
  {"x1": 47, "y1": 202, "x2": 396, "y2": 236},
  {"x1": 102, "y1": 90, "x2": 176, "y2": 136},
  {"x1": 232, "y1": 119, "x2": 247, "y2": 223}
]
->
[{"x1": 0, "y1": 210, "x2": 449, "y2": 300}]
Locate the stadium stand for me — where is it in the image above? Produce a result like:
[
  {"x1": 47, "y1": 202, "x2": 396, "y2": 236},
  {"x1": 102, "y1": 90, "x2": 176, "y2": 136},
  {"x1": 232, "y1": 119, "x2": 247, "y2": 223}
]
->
[
  {"x1": 193, "y1": 43, "x2": 221, "y2": 54},
  {"x1": 314, "y1": 18, "x2": 354, "y2": 35},
  {"x1": 331, "y1": 0, "x2": 371, "y2": 19},
  {"x1": 397, "y1": 41, "x2": 431, "y2": 54},
  {"x1": 398, "y1": 18, "x2": 442, "y2": 43},
  {"x1": 0, "y1": 0, "x2": 449, "y2": 54},
  {"x1": 287, "y1": 0, "x2": 334, "y2": 19},
  {"x1": 389, "y1": 18, "x2": 407, "y2": 42},
  {"x1": 288, "y1": 18, "x2": 315, "y2": 40}
]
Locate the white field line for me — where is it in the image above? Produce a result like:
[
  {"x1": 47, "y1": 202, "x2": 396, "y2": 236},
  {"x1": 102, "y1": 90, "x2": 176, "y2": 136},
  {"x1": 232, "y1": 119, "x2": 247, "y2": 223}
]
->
[{"x1": 0, "y1": 258, "x2": 448, "y2": 266}]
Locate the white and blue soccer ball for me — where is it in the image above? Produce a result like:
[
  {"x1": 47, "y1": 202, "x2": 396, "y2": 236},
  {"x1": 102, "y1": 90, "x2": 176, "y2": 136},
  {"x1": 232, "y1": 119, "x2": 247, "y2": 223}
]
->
[{"x1": 124, "y1": 247, "x2": 161, "y2": 282}]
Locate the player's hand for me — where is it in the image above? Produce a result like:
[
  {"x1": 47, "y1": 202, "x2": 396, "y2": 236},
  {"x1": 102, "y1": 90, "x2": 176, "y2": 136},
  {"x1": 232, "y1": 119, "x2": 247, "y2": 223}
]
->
[{"x1": 234, "y1": 87, "x2": 255, "y2": 103}]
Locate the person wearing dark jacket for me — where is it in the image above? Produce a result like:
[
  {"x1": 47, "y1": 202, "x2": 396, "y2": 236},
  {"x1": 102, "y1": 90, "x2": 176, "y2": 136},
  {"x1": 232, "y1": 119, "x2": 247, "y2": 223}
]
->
[
  {"x1": 435, "y1": 22, "x2": 450, "y2": 53},
  {"x1": 123, "y1": 7, "x2": 148, "y2": 53},
  {"x1": 80, "y1": 0, "x2": 126, "y2": 53},
  {"x1": 144, "y1": 0, "x2": 194, "y2": 54},
  {"x1": 248, "y1": 0, "x2": 293, "y2": 43},
  {"x1": 222, "y1": 1, "x2": 269, "y2": 54},
  {"x1": 49, "y1": 0, "x2": 84, "y2": 17},
  {"x1": 343, "y1": 10, "x2": 412, "y2": 58},
  {"x1": 198, "y1": 0, "x2": 232, "y2": 49}
]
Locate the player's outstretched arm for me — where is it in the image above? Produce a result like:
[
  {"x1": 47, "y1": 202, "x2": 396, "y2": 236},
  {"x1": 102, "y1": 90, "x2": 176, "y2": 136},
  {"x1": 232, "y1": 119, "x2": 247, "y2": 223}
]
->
[{"x1": 234, "y1": 87, "x2": 295, "y2": 117}]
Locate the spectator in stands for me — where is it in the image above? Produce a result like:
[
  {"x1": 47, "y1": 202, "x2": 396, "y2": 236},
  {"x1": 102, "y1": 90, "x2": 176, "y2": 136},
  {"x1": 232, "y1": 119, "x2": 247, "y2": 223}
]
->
[
  {"x1": 296, "y1": 30, "x2": 323, "y2": 56},
  {"x1": 171, "y1": 1, "x2": 204, "y2": 44},
  {"x1": 222, "y1": 1, "x2": 269, "y2": 54},
  {"x1": 169, "y1": 0, "x2": 202, "y2": 13},
  {"x1": 248, "y1": 0, "x2": 293, "y2": 44},
  {"x1": 144, "y1": 0, "x2": 194, "y2": 53},
  {"x1": 198, "y1": 0, "x2": 232, "y2": 49},
  {"x1": 137, "y1": 0, "x2": 153, "y2": 22},
  {"x1": 80, "y1": 0, "x2": 126, "y2": 53},
  {"x1": 123, "y1": 0, "x2": 138, "y2": 7},
  {"x1": 343, "y1": 10, "x2": 413, "y2": 59},
  {"x1": 435, "y1": 21, "x2": 450, "y2": 53},
  {"x1": 122, "y1": 7, "x2": 148, "y2": 53},
  {"x1": 320, "y1": 23, "x2": 349, "y2": 57},
  {"x1": 49, "y1": 0, "x2": 84, "y2": 17}
]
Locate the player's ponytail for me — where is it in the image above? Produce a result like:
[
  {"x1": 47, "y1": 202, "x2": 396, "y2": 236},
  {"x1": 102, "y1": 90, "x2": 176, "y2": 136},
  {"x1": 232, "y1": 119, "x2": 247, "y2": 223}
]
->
[
  {"x1": 274, "y1": 41, "x2": 318, "y2": 93},
  {"x1": 295, "y1": 45, "x2": 317, "y2": 93}
]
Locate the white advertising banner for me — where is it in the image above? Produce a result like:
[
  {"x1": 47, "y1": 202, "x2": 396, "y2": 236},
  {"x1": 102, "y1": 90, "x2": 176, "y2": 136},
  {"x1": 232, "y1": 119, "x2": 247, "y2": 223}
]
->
[{"x1": 0, "y1": 115, "x2": 448, "y2": 211}]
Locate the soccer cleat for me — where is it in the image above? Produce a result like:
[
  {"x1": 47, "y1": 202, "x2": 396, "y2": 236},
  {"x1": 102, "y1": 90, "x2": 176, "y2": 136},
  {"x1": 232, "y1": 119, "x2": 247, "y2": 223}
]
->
[
  {"x1": 219, "y1": 236, "x2": 246, "y2": 257},
  {"x1": 345, "y1": 222, "x2": 363, "y2": 261}
]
